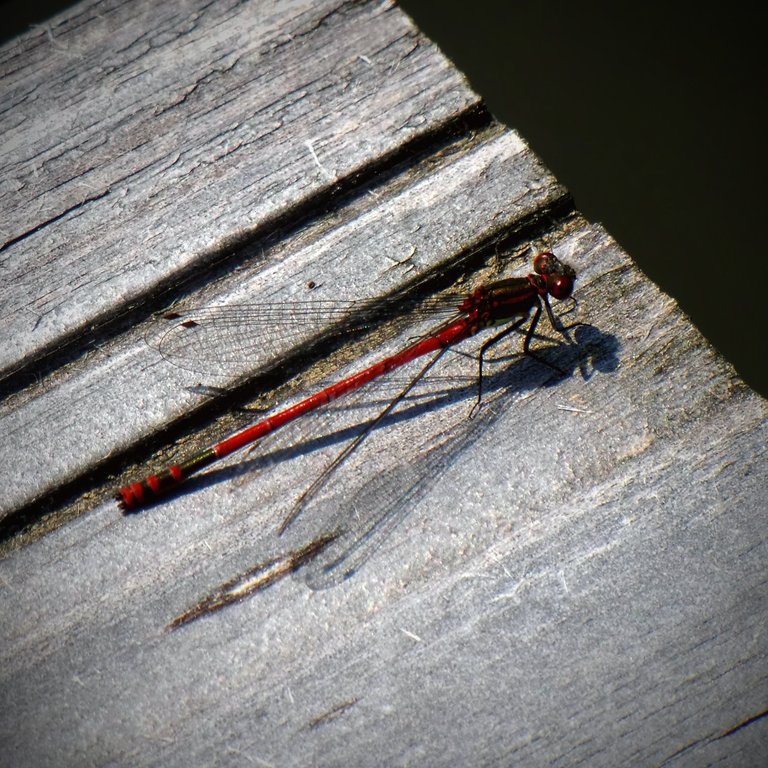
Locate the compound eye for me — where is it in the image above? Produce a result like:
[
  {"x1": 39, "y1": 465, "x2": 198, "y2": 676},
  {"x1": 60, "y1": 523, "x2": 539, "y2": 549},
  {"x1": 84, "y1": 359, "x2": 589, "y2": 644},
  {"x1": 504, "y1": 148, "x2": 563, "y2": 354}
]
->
[
  {"x1": 548, "y1": 273, "x2": 573, "y2": 300},
  {"x1": 533, "y1": 252, "x2": 555, "y2": 274}
]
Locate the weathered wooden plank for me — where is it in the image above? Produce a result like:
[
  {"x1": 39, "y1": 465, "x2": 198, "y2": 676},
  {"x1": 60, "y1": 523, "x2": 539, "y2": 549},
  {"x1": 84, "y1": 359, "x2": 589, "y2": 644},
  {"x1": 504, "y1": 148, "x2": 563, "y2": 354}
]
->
[
  {"x1": 1, "y1": 220, "x2": 766, "y2": 766},
  {"x1": 1, "y1": 1, "x2": 766, "y2": 766},
  {"x1": 0, "y1": 129, "x2": 568, "y2": 518},
  {"x1": 0, "y1": 0, "x2": 479, "y2": 381}
]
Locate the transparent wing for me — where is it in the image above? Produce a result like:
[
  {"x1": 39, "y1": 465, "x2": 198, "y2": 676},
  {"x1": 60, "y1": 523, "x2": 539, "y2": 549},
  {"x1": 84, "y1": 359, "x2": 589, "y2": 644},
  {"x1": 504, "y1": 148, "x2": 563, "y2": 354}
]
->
[
  {"x1": 279, "y1": 316, "x2": 570, "y2": 589},
  {"x1": 262, "y1": 338, "x2": 511, "y2": 590},
  {"x1": 145, "y1": 295, "x2": 463, "y2": 375},
  {"x1": 146, "y1": 301, "x2": 365, "y2": 374},
  {"x1": 299, "y1": 386, "x2": 506, "y2": 590}
]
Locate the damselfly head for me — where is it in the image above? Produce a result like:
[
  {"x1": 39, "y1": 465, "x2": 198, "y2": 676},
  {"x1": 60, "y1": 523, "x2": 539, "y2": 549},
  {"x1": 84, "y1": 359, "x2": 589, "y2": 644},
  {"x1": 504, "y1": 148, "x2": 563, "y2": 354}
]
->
[{"x1": 532, "y1": 252, "x2": 576, "y2": 300}]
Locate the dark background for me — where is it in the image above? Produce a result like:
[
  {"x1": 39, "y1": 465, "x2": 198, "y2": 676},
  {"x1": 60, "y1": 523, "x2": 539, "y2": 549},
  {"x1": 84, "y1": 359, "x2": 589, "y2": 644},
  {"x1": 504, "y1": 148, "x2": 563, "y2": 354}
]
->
[{"x1": 3, "y1": 1, "x2": 766, "y2": 397}]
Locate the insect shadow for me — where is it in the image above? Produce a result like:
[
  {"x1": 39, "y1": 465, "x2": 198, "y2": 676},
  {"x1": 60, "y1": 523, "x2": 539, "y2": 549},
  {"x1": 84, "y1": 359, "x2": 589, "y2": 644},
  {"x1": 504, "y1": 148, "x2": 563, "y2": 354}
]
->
[
  {"x1": 179, "y1": 322, "x2": 618, "y2": 522},
  {"x1": 163, "y1": 323, "x2": 619, "y2": 625}
]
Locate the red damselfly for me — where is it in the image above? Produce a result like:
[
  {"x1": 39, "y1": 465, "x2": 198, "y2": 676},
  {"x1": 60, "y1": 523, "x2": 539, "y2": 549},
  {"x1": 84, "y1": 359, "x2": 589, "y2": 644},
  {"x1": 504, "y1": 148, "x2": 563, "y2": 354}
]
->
[{"x1": 117, "y1": 252, "x2": 577, "y2": 523}]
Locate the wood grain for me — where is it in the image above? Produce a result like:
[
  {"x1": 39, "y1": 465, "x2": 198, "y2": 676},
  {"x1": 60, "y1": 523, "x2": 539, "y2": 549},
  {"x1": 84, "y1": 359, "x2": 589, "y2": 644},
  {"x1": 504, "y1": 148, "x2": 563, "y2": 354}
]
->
[
  {"x1": 0, "y1": 0, "x2": 478, "y2": 380},
  {"x1": 0, "y1": 128, "x2": 567, "y2": 518},
  {"x1": 0, "y1": 1, "x2": 765, "y2": 767}
]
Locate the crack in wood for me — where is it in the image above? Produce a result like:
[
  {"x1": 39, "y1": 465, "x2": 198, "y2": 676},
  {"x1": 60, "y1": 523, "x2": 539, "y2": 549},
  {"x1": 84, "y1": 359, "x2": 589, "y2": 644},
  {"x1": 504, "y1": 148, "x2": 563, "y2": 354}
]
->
[{"x1": 166, "y1": 531, "x2": 341, "y2": 630}]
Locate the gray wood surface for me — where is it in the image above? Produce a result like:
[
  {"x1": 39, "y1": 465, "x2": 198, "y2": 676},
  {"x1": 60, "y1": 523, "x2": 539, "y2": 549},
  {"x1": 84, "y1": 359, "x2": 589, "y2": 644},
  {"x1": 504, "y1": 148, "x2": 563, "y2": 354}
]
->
[
  {"x1": 1, "y1": 1, "x2": 766, "y2": 767},
  {"x1": 0, "y1": 127, "x2": 566, "y2": 517},
  {"x1": 0, "y1": 0, "x2": 478, "y2": 381}
]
